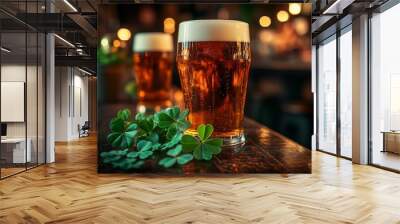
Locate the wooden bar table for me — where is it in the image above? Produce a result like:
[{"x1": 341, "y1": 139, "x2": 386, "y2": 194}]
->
[{"x1": 98, "y1": 103, "x2": 311, "y2": 174}]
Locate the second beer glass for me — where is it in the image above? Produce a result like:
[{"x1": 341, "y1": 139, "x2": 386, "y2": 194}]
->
[
  {"x1": 176, "y1": 20, "x2": 251, "y2": 145},
  {"x1": 133, "y1": 32, "x2": 173, "y2": 112}
]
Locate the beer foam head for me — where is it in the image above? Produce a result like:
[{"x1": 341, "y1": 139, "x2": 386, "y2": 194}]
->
[
  {"x1": 133, "y1": 32, "x2": 173, "y2": 52},
  {"x1": 178, "y1": 20, "x2": 250, "y2": 43}
]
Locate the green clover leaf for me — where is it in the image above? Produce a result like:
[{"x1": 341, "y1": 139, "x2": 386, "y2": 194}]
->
[
  {"x1": 102, "y1": 107, "x2": 220, "y2": 170},
  {"x1": 107, "y1": 109, "x2": 138, "y2": 148},
  {"x1": 155, "y1": 107, "x2": 190, "y2": 131},
  {"x1": 158, "y1": 157, "x2": 176, "y2": 168},
  {"x1": 197, "y1": 124, "x2": 213, "y2": 141},
  {"x1": 167, "y1": 145, "x2": 183, "y2": 157},
  {"x1": 181, "y1": 124, "x2": 223, "y2": 161},
  {"x1": 177, "y1": 154, "x2": 193, "y2": 165}
]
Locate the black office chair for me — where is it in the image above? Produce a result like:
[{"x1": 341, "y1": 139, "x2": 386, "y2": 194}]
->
[{"x1": 78, "y1": 121, "x2": 90, "y2": 138}]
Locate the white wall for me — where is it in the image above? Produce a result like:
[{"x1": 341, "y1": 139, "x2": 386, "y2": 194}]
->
[{"x1": 55, "y1": 67, "x2": 89, "y2": 141}]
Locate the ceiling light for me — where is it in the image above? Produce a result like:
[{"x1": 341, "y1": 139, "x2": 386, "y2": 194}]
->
[
  {"x1": 54, "y1": 34, "x2": 75, "y2": 48},
  {"x1": 63, "y1": 0, "x2": 78, "y2": 12},
  {"x1": 1, "y1": 47, "x2": 11, "y2": 53},
  {"x1": 78, "y1": 67, "x2": 92, "y2": 76}
]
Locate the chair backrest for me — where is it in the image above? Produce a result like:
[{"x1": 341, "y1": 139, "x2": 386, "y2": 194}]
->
[{"x1": 82, "y1": 121, "x2": 90, "y2": 129}]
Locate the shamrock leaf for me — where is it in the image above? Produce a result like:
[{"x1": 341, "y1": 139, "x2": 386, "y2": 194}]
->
[
  {"x1": 158, "y1": 157, "x2": 176, "y2": 168},
  {"x1": 177, "y1": 154, "x2": 193, "y2": 165},
  {"x1": 136, "y1": 113, "x2": 155, "y2": 132},
  {"x1": 197, "y1": 124, "x2": 213, "y2": 141},
  {"x1": 161, "y1": 133, "x2": 182, "y2": 150},
  {"x1": 181, "y1": 124, "x2": 223, "y2": 161},
  {"x1": 117, "y1": 108, "x2": 131, "y2": 121},
  {"x1": 107, "y1": 109, "x2": 137, "y2": 148},
  {"x1": 137, "y1": 140, "x2": 152, "y2": 151},
  {"x1": 181, "y1": 135, "x2": 199, "y2": 152},
  {"x1": 155, "y1": 107, "x2": 190, "y2": 131},
  {"x1": 139, "y1": 150, "x2": 153, "y2": 159},
  {"x1": 167, "y1": 145, "x2": 183, "y2": 157}
]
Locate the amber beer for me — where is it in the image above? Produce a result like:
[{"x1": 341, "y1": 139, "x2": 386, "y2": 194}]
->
[
  {"x1": 133, "y1": 33, "x2": 173, "y2": 111},
  {"x1": 177, "y1": 20, "x2": 251, "y2": 145}
]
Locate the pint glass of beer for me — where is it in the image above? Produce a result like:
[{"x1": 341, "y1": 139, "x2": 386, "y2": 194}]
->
[
  {"x1": 177, "y1": 20, "x2": 251, "y2": 145},
  {"x1": 133, "y1": 32, "x2": 173, "y2": 112}
]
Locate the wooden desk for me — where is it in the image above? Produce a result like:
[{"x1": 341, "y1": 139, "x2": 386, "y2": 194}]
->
[{"x1": 98, "y1": 103, "x2": 311, "y2": 174}]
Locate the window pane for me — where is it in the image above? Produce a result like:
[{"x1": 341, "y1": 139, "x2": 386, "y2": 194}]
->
[
  {"x1": 340, "y1": 29, "x2": 352, "y2": 158},
  {"x1": 371, "y1": 3, "x2": 400, "y2": 171},
  {"x1": 318, "y1": 37, "x2": 337, "y2": 154}
]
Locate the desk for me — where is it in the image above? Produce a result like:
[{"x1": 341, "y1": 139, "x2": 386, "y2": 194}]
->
[
  {"x1": 1, "y1": 138, "x2": 31, "y2": 163},
  {"x1": 382, "y1": 131, "x2": 400, "y2": 154}
]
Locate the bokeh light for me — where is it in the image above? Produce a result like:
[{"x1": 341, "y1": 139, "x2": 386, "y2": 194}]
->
[
  {"x1": 217, "y1": 8, "x2": 230, "y2": 19},
  {"x1": 277, "y1": 10, "x2": 290, "y2": 23},
  {"x1": 100, "y1": 37, "x2": 109, "y2": 51},
  {"x1": 164, "y1": 17, "x2": 175, "y2": 34},
  {"x1": 288, "y1": 3, "x2": 302, "y2": 15},
  {"x1": 259, "y1": 16, "x2": 272, "y2": 28},
  {"x1": 117, "y1": 28, "x2": 132, "y2": 41},
  {"x1": 259, "y1": 29, "x2": 275, "y2": 44},
  {"x1": 293, "y1": 18, "x2": 309, "y2": 35},
  {"x1": 113, "y1": 39, "x2": 121, "y2": 48}
]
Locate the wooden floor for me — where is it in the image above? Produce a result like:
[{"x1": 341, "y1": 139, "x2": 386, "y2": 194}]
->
[{"x1": 1, "y1": 135, "x2": 400, "y2": 223}]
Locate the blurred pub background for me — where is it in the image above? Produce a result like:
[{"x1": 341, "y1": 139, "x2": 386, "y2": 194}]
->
[{"x1": 98, "y1": 4, "x2": 312, "y2": 148}]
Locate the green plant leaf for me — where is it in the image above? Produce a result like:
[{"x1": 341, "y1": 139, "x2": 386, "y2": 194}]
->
[
  {"x1": 107, "y1": 133, "x2": 120, "y2": 145},
  {"x1": 166, "y1": 125, "x2": 178, "y2": 140},
  {"x1": 197, "y1": 124, "x2": 213, "y2": 141},
  {"x1": 193, "y1": 145, "x2": 202, "y2": 160},
  {"x1": 156, "y1": 112, "x2": 175, "y2": 128},
  {"x1": 100, "y1": 151, "x2": 109, "y2": 157},
  {"x1": 117, "y1": 108, "x2": 131, "y2": 121},
  {"x1": 166, "y1": 107, "x2": 180, "y2": 118},
  {"x1": 132, "y1": 160, "x2": 145, "y2": 169},
  {"x1": 125, "y1": 130, "x2": 138, "y2": 139},
  {"x1": 152, "y1": 143, "x2": 161, "y2": 150},
  {"x1": 167, "y1": 145, "x2": 183, "y2": 157},
  {"x1": 137, "y1": 117, "x2": 154, "y2": 132},
  {"x1": 177, "y1": 154, "x2": 193, "y2": 165},
  {"x1": 126, "y1": 123, "x2": 137, "y2": 132},
  {"x1": 161, "y1": 133, "x2": 182, "y2": 150},
  {"x1": 110, "y1": 117, "x2": 124, "y2": 132},
  {"x1": 181, "y1": 135, "x2": 199, "y2": 152},
  {"x1": 146, "y1": 132, "x2": 159, "y2": 143},
  {"x1": 127, "y1": 151, "x2": 138, "y2": 158},
  {"x1": 178, "y1": 109, "x2": 189, "y2": 120},
  {"x1": 204, "y1": 138, "x2": 223, "y2": 154},
  {"x1": 103, "y1": 155, "x2": 121, "y2": 163},
  {"x1": 139, "y1": 150, "x2": 153, "y2": 159},
  {"x1": 158, "y1": 157, "x2": 177, "y2": 168},
  {"x1": 135, "y1": 112, "x2": 146, "y2": 121},
  {"x1": 137, "y1": 140, "x2": 152, "y2": 151}
]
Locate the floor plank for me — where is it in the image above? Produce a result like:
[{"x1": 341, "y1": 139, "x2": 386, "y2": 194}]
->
[{"x1": 1, "y1": 135, "x2": 400, "y2": 223}]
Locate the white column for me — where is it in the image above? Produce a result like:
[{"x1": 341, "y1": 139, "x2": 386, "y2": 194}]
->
[
  {"x1": 45, "y1": 1, "x2": 55, "y2": 163},
  {"x1": 352, "y1": 14, "x2": 369, "y2": 164}
]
